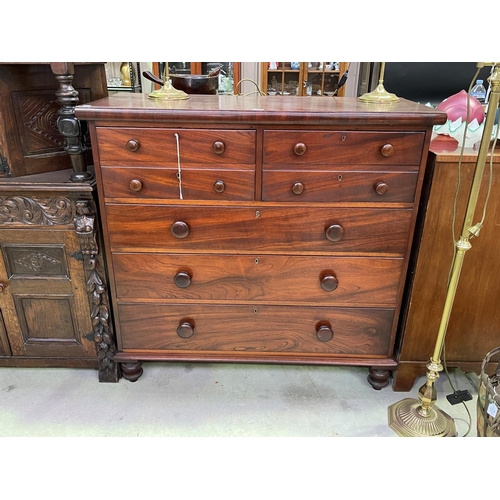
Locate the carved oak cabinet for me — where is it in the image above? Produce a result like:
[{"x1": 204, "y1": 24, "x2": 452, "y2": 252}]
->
[
  {"x1": 0, "y1": 62, "x2": 119, "y2": 382},
  {"x1": 76, "y1": 94, "x2": 446, "y2": 387},
  {"x1": 0, "y1": 169, "x2": 118, "y2": 382}
]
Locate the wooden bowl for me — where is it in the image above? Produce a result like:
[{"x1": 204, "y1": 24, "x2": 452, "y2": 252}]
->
[{"x1": 169, "y1": 74, "x2": 219, "y2": 95}]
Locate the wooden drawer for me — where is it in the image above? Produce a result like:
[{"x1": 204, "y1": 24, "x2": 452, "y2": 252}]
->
[
  {"x1": 113, "y1": 253, "x2": 403, "y2": 306},
  {"x1": 263, "y1": 131, "x2": 424, "y2": 166},
  {"x1": 96, "y1": 128, "x2": 256, "y2": 166},
  {"x1": 262, "y1": 170, "x2": 418, "y2": 202},
  {"x1": 101, "y1": 166, "x2": 255, "y2": 201},
  {"x1": 118, "y1": 303, "x2": 395, "y2": 356},
  {"x1": 105, "y1": 204, "x2": 413, "y2": 255}
]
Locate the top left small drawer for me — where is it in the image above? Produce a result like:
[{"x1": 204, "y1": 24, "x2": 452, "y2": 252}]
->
[{"x1": 96, "y1": 127, "x2": 257, "y2": 166}]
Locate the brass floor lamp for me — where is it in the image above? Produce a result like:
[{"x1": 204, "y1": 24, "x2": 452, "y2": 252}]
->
[{"x1": 389, "y1": 62, "x2": 500, "y2": 437}]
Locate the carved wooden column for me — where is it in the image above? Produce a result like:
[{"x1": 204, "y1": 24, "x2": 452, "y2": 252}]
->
[
  {"x1": 72, "y1": 194, "x2": 120, "y2": 382},
  {"x1": 50, "y1": 62, "x2": 93, "y2": 183}
]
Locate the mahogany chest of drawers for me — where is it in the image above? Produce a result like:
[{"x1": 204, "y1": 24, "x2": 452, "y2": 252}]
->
[{"x1": 76, "y1": 94, "x2": 446, "y2": 387}]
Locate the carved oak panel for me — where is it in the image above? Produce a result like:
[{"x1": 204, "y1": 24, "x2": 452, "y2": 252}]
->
[
  {"x1": 12, "y1": 89, "x2": 92, "y2": 156},
  {"x1": 3, "y1": 245, "x2": 68, "y2": 278},
  {"x1": 14, "y1": 295, "x2": 79, "y2": 343}
]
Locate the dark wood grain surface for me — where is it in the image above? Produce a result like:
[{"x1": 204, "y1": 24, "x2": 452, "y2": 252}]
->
[
  {"x1": 96, "y1": 127, "x2": 256, "y2": 165},
  {"x1": 117, "y1": 303, "x2": 394, "y2": 356},
  {"x1": 112, "y1": 253, "x2": 403, "y2": 306},
  {"x1": 262, "y1": 170, "x2": 418, "y2": 203},
  {"x1": 105, "y1": 204, "x2": 413, "y2": 255},
  {"x1": 76, "y1": 94, "x2": 447, "y2": 128},
  {"x1": 101, "y1": 166, "x2": 255, "y2": 201},
  {"x1": 262, "y1": 130, "x2": 424, "y2": 166}
]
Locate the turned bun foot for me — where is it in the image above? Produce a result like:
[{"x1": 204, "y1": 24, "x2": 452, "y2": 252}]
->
[
  {"x1": 367, "y1": 367, "x2": 391, "y2": 390},
  {"x1": 121, "y1": 361, "x2": 143, "y2": 382}
]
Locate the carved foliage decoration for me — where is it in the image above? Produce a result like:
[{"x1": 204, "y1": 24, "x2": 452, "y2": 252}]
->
[
  {"x1": 74, "y1": 198, "x2": 119, "y2": 382},
  {"x1": 0, "y1": 196, "x2": 75, "y2": 225}
]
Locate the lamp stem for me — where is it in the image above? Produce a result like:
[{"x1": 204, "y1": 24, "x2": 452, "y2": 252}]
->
[{"x1": 378, "y1": 62, "x2": 386, "y2": 85}]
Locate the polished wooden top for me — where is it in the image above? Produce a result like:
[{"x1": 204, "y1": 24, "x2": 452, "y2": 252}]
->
[{"x1": 75, "y1": 94, "x2": 447, "y2": 128}]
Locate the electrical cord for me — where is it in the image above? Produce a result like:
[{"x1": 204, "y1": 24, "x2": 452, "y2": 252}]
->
[
  {"x1": 235, "y1": 78, "x2": 266, "y2": 96},
  {"x1": 442, "y1": 343, "x2": 472, "y2": 436}
]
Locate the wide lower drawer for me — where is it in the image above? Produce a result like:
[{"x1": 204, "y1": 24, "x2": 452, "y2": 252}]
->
[
  {"x1": 262, "y1": 170, "x2": 418, "y2": 202},
  {"x1": 118, "y1": 303, "x2": 395, "y2": 356},
  {"x1": 113, "y1": 253, "x2": 403, "y2": 306},
  {"x1": 263, "y1": 130, "x2": 424, "y2": 166},
  {"x1": 105, "y1": 205, "x2": 413, "y2": 255},
  {"x1": 101, "y1": 166, "x2": 255, "y2": 201},
  {"x1": 96, "y1": 127, "x2": 256, "y2": 166}
]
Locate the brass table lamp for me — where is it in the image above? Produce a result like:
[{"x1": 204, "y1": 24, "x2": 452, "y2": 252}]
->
[
  {"x1": 388, "y1": 62, "x2": 500, "y2": 437},
  {"x1": 359, "y1": 62, "x2": 399, "y2": 103},
  {"x1": 148, "y1": 63, "x2": 188, "y2": 100}
]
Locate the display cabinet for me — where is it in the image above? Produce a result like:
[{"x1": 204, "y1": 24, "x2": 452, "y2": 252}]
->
[
  {"x1": 105, "y1": 63, "x2": 142, "y2": 94},
  {"x1": 260, "y1": 62, "x2": 348, "y2": 97}
]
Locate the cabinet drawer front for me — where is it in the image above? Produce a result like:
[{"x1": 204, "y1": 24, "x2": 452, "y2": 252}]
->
[
  {"x1": 113, "y1": 253, "x2": 403, "y2": 306},
  {"x1": 118, "y1": 303, "x2": 394, "y2": 356},
  {"x1": 96, "y1": 128, "x2": 256, "y2": 166},
  {"x1": 106, "y1": 205, "x2": 413, "y2": 255},
  {"x1": 263, "y1": 131, "x2": 424, "y2": 166},
  {"x1": 262, "y1": 170, "x2": 418, "y2": 202},
  {"x1": 101, "y1": 167, "x2": 255, "y2": 201}
]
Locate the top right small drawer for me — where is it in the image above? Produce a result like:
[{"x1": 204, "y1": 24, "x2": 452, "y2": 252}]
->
[{"x1": 263, "y1": 131, "x2": 425, "y2": 167}]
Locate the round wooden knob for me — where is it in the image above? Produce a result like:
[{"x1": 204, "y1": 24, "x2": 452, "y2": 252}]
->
[
  {"x1": 316, "y1": 324, "x2": 334, "y2": 342},
  {"x1": 212, "y1": 141, "x2": 225, "y2": 154},
  {"x1": 0, "y1": 282, "x2": 7, "y2": 293},
  {"x1": 375, "y1": 182, "x2": 388, "y2": 195},
  {"x1": 325, "y1": 224, "x2": 345, "y2": 242},
  {"x1": 213, "y1": 180, "x2": 226, "y2": 193},
  {"x1": 320, "y1": 274, "x2": 339, "y2": 292},
  {"x1": 380, "y1": 144, "x2": 394, "y2": 157},
  {"x1": 126, "y1": 139, "x2": 140, "y2": 152},
  {"x1": 177, "y1": 321, "x2": 195, "y2": 339},
  {"x1": 174, "y1": 271, "x2": 192, "y2": 288},
  {"x1": 171, "y1": 221, "x2": 190, "y2": 239},
  {"x1": 292, "y1": 182, "x2": 304, "y2": 195},
  {"x1": 129, "y1": 179, "x2": 142, "y2": 191},
  {"x1": 293, "y1": 143, "x2": 307, "y2": 156}
]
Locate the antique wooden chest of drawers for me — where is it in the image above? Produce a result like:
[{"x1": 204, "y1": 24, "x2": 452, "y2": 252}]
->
[{"x1": 76, "y1": 94, "x2": 446, "y2": 387}]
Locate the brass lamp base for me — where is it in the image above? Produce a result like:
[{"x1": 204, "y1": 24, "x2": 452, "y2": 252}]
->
[
  {"x1": 388, "y1": 398, "x2": 457, "y2": 437},
  {"x1": 148, "y1": 79, "x2": 189, "y2": 100},
  {"x1": 359, "y1": 83, "x2": 400, "y2": 103}
]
